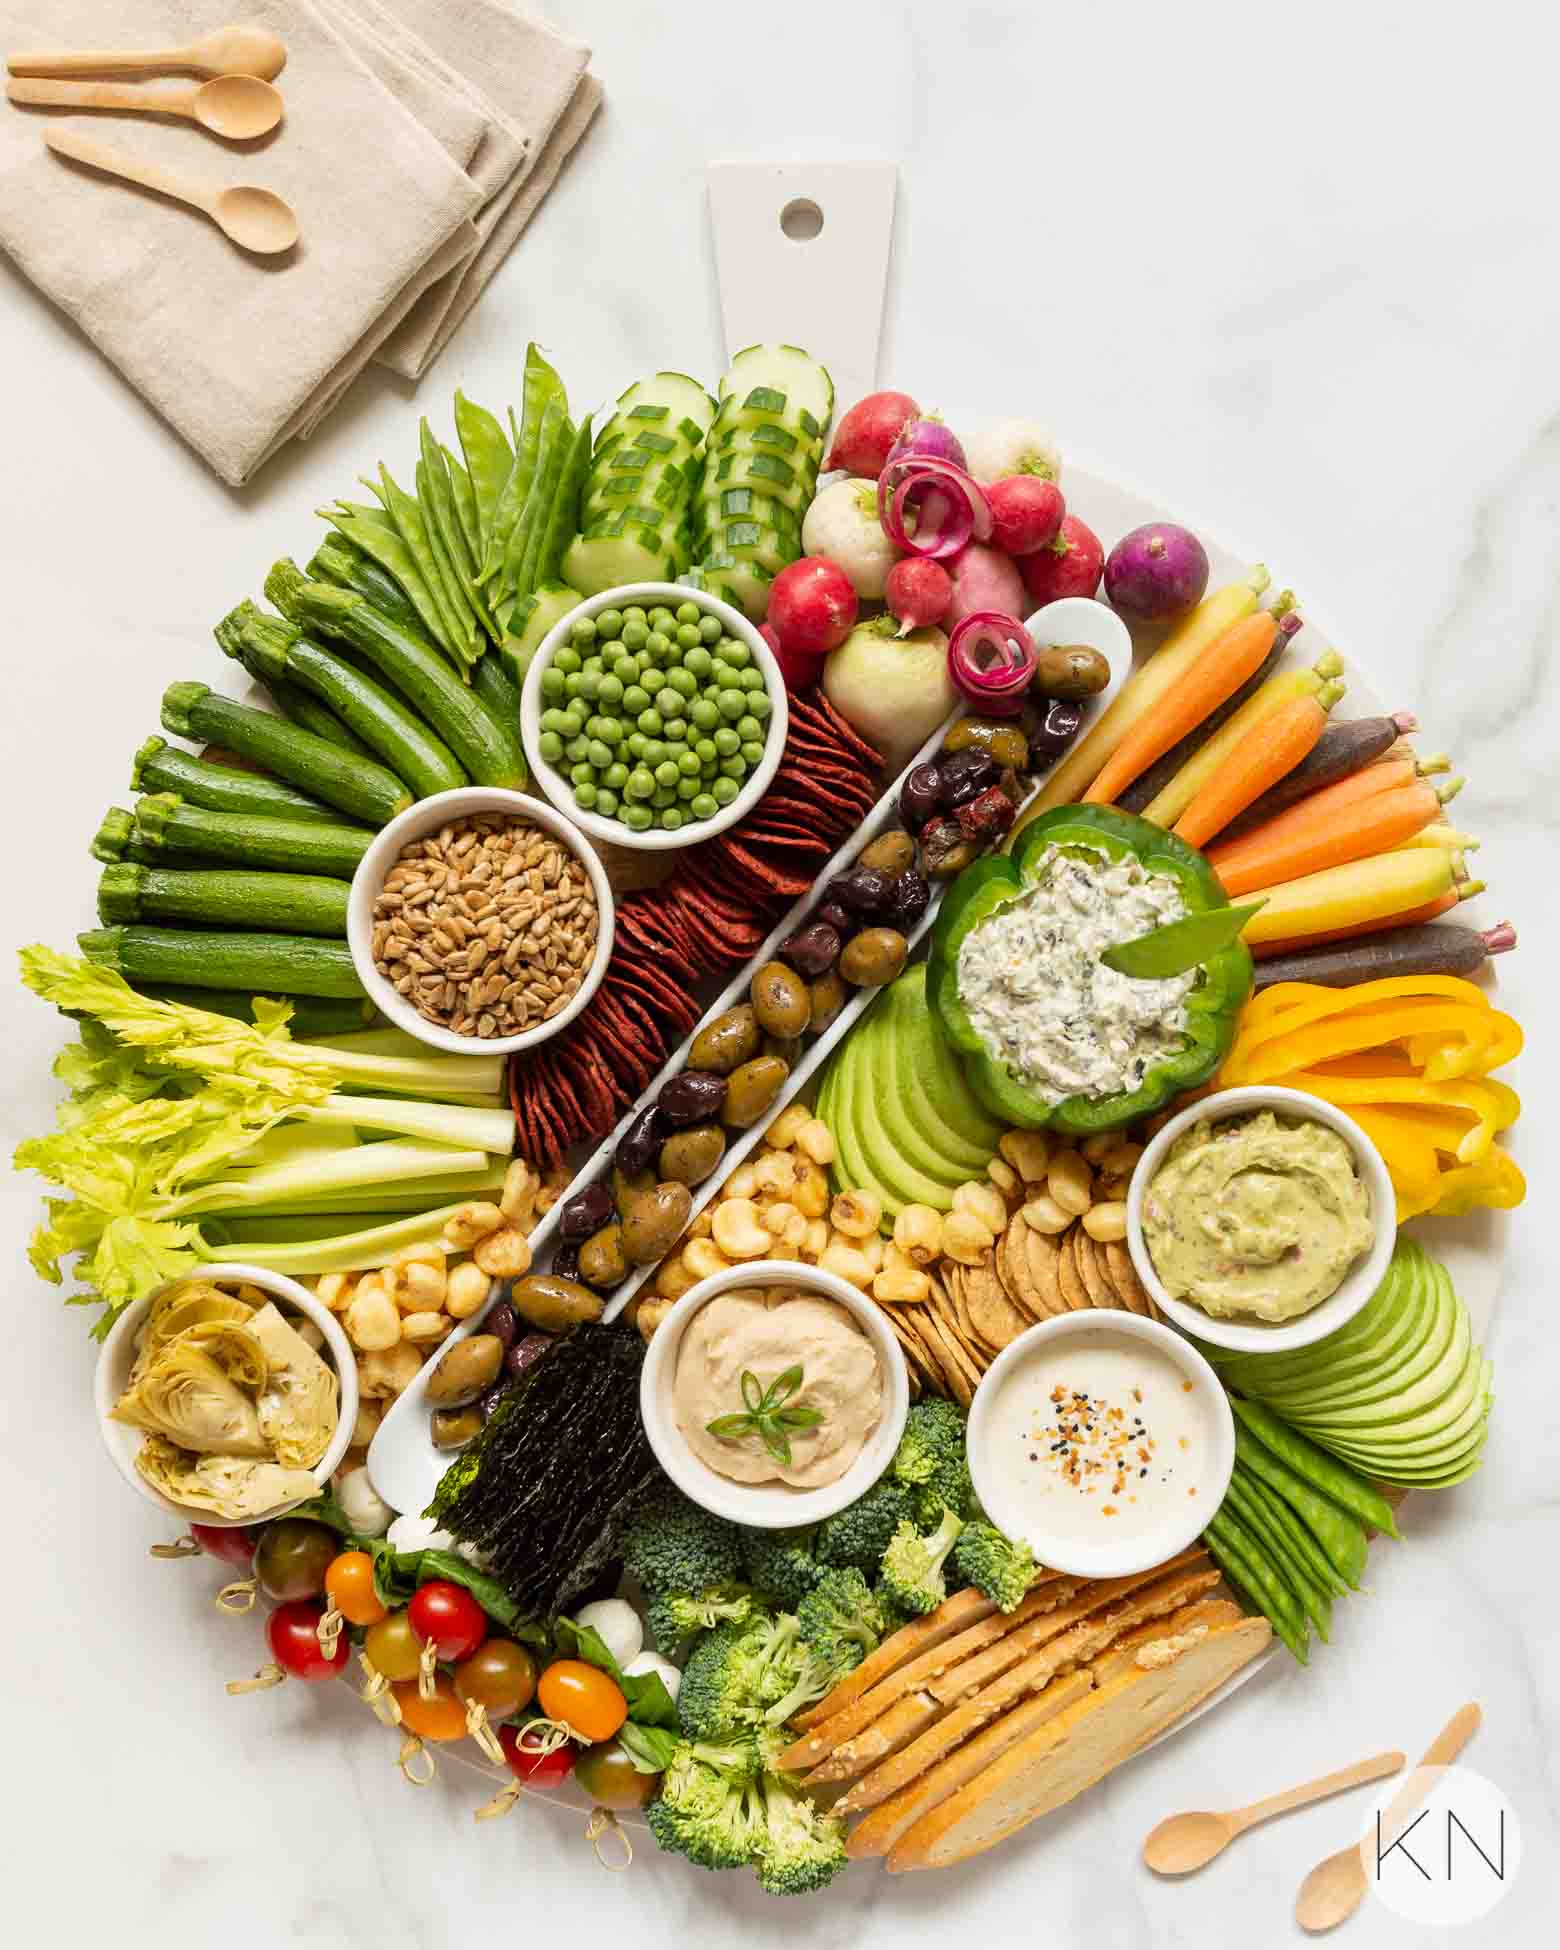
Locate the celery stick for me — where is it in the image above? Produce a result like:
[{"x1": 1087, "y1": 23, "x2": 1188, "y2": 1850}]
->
[
  {"x1": 303, "y1": 1093, "x2": 514, "y2": 1155},
  {"x1": 179, "y1": 1139, "x2": 489, "y2": 1214},
  {"x1": 202, "y1": 1201, "x2": 475, "y2": 1274}
]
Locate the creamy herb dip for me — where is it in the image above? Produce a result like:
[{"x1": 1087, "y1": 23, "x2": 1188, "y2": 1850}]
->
[
  {"x1": 1142, "y1": 1110, "x2": 1375, "y2": 1322},
  {"x1": 957, "y1": 845, "x2": 1194, "y2": 1105}
]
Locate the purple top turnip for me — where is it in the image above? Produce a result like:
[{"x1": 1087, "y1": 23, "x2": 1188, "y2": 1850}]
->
[
  {"x1": 885, "y1": 412, "x2": 967, "y2": 474},
  {"x1": 1103, "y1": 522, "x2": 1210, "y2": 623}
]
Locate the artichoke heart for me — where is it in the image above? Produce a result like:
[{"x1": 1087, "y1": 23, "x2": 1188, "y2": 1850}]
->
[
  {"x1": 247, "y1": 1302, "x2": 339, "y2": 1471},
  {"x1": 134, "y1": 1439, "x2": 319, "y2": 1520},
  {"x1": 112, "y1": 1336, "x2": 270, "y2": 1457}
]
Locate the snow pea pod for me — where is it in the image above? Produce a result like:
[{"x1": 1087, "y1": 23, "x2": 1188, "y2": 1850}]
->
[
  {"x1": 1232, "y1": 1456, "x2": 1348, "y2": 1600},
  {"x1": 455, "y1": 393, "x2": 514, "y2": 560},
  {"x1": 1223, "y1": 1466, "x2": 1333, "y2": 1639},
  {"x1": 537, "y1": 412, "x2": 594, "y2": 588},
  {"x1": 1231, "y1": 1395, "x2": 1401, "y2": 1538},
  {"x1": 442, "y1": 444, "x2": 482, "y2": 567},
  {"x1": 418, "y1": 418, "x2": 498, "y2": 649},
  {"x1": 372, "y1": 464, "x2": 471, "y2": 665},
  {"x1": 482, "y1": 345, "x2": 564, "y2": 584},
  {"x1": 322, "y1": 501, "x2": 450, "y2": 660},
  {"x1": 1231, "y1": 1421, "x2": 1369, "y2": 1588},
  {"x1": 1205, "y1": 1508, "x2": 1310, "y2": 1663},
  {"x1": 505, "y1": 399, "x2": 568, "y2": 607}
]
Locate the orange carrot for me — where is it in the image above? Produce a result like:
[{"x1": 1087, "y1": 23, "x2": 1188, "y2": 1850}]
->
[
  {"x1": 1172, "y1": 679, "x2": 1344, "y2": 849},
  {"x1": 1081, "y1": 610, "x2": 1282, "y2": 805},
  {"x1": 1212, "y1": 780, "x2": 1454, "y2": 897},
  {"x1": 1250, "y1": 886, "x2": 1477, "y2": 959}
]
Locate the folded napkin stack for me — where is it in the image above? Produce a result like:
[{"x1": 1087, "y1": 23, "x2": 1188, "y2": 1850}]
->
[{"x1": 0, "y1": 0, "x2": 601, "y2": 484}]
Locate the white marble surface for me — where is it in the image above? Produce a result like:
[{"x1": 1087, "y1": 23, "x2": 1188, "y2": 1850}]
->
[{"x1": 1, "y1": 0, "x2": 1554, "y2": 1942}]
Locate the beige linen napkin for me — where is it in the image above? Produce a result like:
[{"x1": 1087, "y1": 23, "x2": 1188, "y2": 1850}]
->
[{"x1": 0, "y1": 0, "x2": 482, "y2": 485}]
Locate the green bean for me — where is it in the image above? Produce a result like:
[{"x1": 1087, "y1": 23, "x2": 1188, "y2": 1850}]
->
[
  {"x1": 1232, "y1": 1423, "x2": 1368, "y2": 1589},
  {"x1": 442, "y1": 444, "x2": 482, "y2": 569},
  {"x1": 372, "y1": 464, "x2": 472, "y2": 667},
  {"x1": 1223, "y1": 1468, "x2": 1332, "y2": 1641},
  {"x1": 482, "y1": 346, "x2": 564, "y2": 584},
  {"x1": 1232, "y1": 1395, "x2": 1401, "y2": 1538},
  {"x1": 322, "y1": 502, "x2": 450, "y2": 660},
  {"x1": 504, "y1": 396, "x2": 567, "y2": 607},
  {"x1": 537, "y1": 412, "x2": 595, "y2": 588},
  {"x1": 453, "y1": 391, "x2": 513, "y2": 558},
  {"x1": 1206, "y1": 1509, "x2": 1310, "y2": 1664},
  {"x1": 1234, "y1": 1458, "x2": 1348, "y2": 1600}
]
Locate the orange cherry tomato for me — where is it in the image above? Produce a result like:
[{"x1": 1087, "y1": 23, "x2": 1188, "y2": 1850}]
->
[
  {"x1": 393, "y1": 1674, "x2": 469, "y2": 1742},
  {"x1": 324, "y1": 1551, "x2": 387, "y2": 1628},
  {"x1": 362, "y1": 1610, "x2": 421, "y2": 1682},
  {"x1": 537, "y1": 1659, "x2": 627, "y2": 1743}
]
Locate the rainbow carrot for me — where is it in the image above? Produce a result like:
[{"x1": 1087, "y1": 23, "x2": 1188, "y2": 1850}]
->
[
  {"x1": 1249, "y1": 886, "x2": 1482, "y2": 959},
  {"x1": 1211, "y1": 778, "x2": 1461, "y2": 897},
  {"x1": 1173, "y1": 676, "x2": 1347, "y2": 849},
  {"x1": 1240, "y1": 850, "x2": 1463, "y2": 947}
]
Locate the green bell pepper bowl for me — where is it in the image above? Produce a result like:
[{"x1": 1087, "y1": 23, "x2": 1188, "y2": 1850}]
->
[{"x1": 925, "y1": 804, "x2": 1252, "y2": 1134}]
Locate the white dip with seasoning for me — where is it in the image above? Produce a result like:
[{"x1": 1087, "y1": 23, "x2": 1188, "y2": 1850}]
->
[
  {"x1": 957, "y1": 845, "x2": 1194, "y2": 1105},
  {"x1": 981, "y1": 1327, "x2": 1213, "y2": 1551}
]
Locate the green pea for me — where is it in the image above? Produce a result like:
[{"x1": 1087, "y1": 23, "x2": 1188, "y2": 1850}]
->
[
  {"x1": 582, "y1": 654, "x2": 604, "y2": 677},
  {"x1": 649, "y1": 606, "x2": 675, "y2": 630},
  {"x1": 676, "y1": 777, "x2": 699, "y2": 802},
  {"x1": 595, "y1": 608, "x2": 623, "y2": 641},
  {"x1": 558, "y1": 708, "x2": 585, "y2": 738},
  {"x1": 604, "y1": 762, "x2": 628, "y2": 791},
  {"x1": 622, "y1": 685, "x2": 650, "y2": 716},
  {"x1": 637, "y1": 708, "x2": 663, "y2": 736},
  {"x1": 645, "y1": 630, "x2": 672, "y2": 661},
  {"x1": 539, "y1": 707, "x2": 566, "y2": 734},
  {"x1": 565, "y1": 736, "x2": 591, "y2": 764},
  {"x1": 623, "y1": 802, "x2": 653, "y2": 832},
  {"x1": 651, "y1": 787, "x2": 676, "y2": 810},
  {"x1": 736, "y1": 715, "x2": 762, "y2": 741},
  {"x1": 655, "y1": 687, "x2": 681, "y2": 718},
  {"x1": 712, "y1": 776, "x2": 738, "y2": 806},
  {"x1": 721, "y1": 756, "x2": 747, "y2": 781},
  {"x1": 723, "y1": 639, "x2": 752, "y2": 670},
  {"x1": 663, "y1": 719, "x2": 688, "y2": 744},
  {"x1": 738, "y1": 668, "x2": 766, "y2": 695},
  {"x1": 569, "y1": 616, "x2": 597, "y2": 646},
  {"x1": 613, "y1": 652, "x2": 642, "y2": 684},
  {"x1": 625, "y1": 604, "x2": 647, "y2": 624},
  {"x1": 740, "y1": 740, "x2": 765, "y2": 766},
  {"x1": 698, "y1": 613, "x2": 723, "y2": 644},
  {"x1": 598, "y1": 718, "x2": 624, "y2": 747},
  {"x1": 676, "y1": 622, "x2": 702, "y2": 651},
  {"x1": 654, "y1": 759, "x2": 680, "y2": 788},
  {"x1": 708, "y1": 659, "x2": 733, "y2": 688},
  {"x1": 594, "y1": 788, "x2": 618, "y2": 818},
  {"x1": 537, "y1": 731, "x2": 563, "y2": 764},
  {"x1": 694, "y1": 737, "x2": 718, "y2": 765},
  {"x1": 700, "y1": 760, "x2": 718, "y2": 782},
  {"x1": 578, "y1": 670, "x2": 602, "y2": 702},
  {"x1": 641, "y1": 740, "x2": 666, "y2": 767},
  {"x1": 691, "y1": 793, "x2": 718, "y2": 820},
  {"x1": 620, "y1": 619, "x2": 649, "y2": 652},
  {"x1": 574, "y1": 781, "x2": 597, "y2": 808},
  {"x1": 597, "y1": 673, "x2": 624, "y2": 706},
  {"x1": 665, "y1": 666, "x2": 697, "y2": 699},
  {"x1": 690, "y1": 698, "x2": 719, "y2": 731},
  {"x1": 659, "y1": 807, "x2": 685, "y2": 831},
  {"x1": 540, "y1": 667, "x2": 566, "y2": 702},
  {"x1": 684, "y1": 646, "x2": 713, "y2": 681},
  {"x1": 677, "y1": 749, "x2": 702, "y2": 777},
  {"x1": 570, "y1": 760, "x2": 595, "y2": 786},
  {"x1": 626, "y1": 732, "x2": 649, "y2": 761},
  {"x1": 747, "y1": 691, "x2": 773, "y2": 722},
  {"x1": 587, "y1": 739, "x2": 613, "y2": 769},
  {"x1": 675, "y1": 601, "x2": 701, "y2": 626},
  {"x1": 713, "y1": 726, "x2": 740, "y2": 757},
  {"x1": 625, "y1": 767, "x2": 656, "y2": 801},
  {"x1": 563, "y1": 674, "x2": 583, "y2": 699},
  {"x1": 554, "y1": 645, "x2": 581, "y2": 675},
  {"x1": 718, "y1": 689, "x2": 747, "y2": 721}
]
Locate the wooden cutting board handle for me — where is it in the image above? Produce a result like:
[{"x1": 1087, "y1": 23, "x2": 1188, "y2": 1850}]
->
[{"x1": 706, "y1": 161, "x2": 898, "y2": 427}]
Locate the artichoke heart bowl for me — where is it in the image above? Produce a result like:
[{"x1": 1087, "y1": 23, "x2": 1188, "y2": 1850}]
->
[{"x1": 94, "y1": 1264, "x2": 357, "y2": 1528}]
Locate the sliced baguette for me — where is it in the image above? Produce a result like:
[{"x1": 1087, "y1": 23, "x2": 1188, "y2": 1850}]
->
[
  {"x1": 887, "y1": 1606, "x2": 1273, "y2": 1871},
  {"x1": 802, "y1": 1691, "x2": 944, "y2": 1786},
  {"x1": 785, "y1": 1587, "x2": 999, "y2": 1738}
]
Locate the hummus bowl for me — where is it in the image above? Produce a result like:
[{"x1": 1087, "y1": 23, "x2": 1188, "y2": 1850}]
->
[
  {"x1": 639, "y1": 1261, "x2": 909, "y2": 1528},
  {"x1": 1127, "y1": 1085, "x2": 1398, "y2": 1355}
]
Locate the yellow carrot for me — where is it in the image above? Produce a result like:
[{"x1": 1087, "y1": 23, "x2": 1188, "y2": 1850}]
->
[
  {"x1": 1393, "y1": 822, "x2": 1478, "y2": 854},
  {"x1": 1239, "y1": 848, "x2": 1456, "y2": 945},
  {"x1": 1143, "y1": 654, "x2": 1342, "y2": 827},
  {"x1": 1010, "y1": 563, "x2": 1270, "y2": 833}
]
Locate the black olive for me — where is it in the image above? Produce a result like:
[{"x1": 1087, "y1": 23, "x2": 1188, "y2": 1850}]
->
[
  {"x1": 485, "y1": 1297, "x2": 519, "y2": 1351},
  {"x1": 559, "y1": 1181, "x2": 613, "y2": 1241},
  {"x1": 900, "y1": 761, "x2": 943, "y2": 830},
  {"x1": 941, "y1": 748, "x2": 999, "y2": 807},
  {"x1": 885, "y1": 871, "x2": 932, "y2": 932},
  {"x1": 815, "y1": 900, "x2": 852, "y2": 934},
  {"x1": 551, "y1": 1240, "x2": 583, "y2": 1283},
  {"x1": 779, "y1": 920, "x2": 841, "y2": 978},
  {"x1": 504, "y1": 1333, "x2": 553, "y2": 1381},
  {"x1": 658, "y1": 1069, "x2": 728, "y2": 1125},
  {"x1": 1030, "y1": 696, "x2": 1084, "y2": 764},
  {"x1": 826, "y1": 866, "x2": 894, "y2": 917},
  {"x1": 614, "y1": 1101, "x2": 665, "y2": 1175},
  {"x1": 478, "y1": 1378, "x2": 514, "y2": 1420}
]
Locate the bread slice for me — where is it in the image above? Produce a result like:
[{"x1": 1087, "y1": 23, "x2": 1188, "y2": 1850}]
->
[
  {"x1": 786, "y1": 1586, "x2": 998, "y2": 1736},
  {"x1": 839, "y1": 1561, "x2": 1220, "y2": 1821},
  {"x1": 802, "y1": 1691, "x2": 944, "y2": 1786},
  {"x1": 886, "y1": 1606, "x2": 1273, "y2": 1871}
]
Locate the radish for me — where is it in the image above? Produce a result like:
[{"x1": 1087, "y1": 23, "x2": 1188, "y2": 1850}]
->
[
  {"x1": 986, "y1": 477, "x2": 1065, "y2": 556},
  {"x1": 947, "y1": 542, "x2": 1027, "y2": 627},
  {"x1": 760, "y1": 619, "x2": 825, "y2": 694},
  {"x1": 1103, "y1": 522, "x2": 1209, "y2": 622},
  {"x1": 827, "y1": 389, "x2": 920, "y2": 477},
  {"x1": 800, "y1": 478, "x2": 901, "y2": 599},
  {"x1": 965, "y1": 418, "x2": 1063, "y2": 485},
  {"x1": 1020, "y1": 514, "x2": 1104, "y2": 605},
  {"x1": 885, "y1": 412, "x2": 967, "y2": 473},
  {"x1": 885, "y1": 557, "x2": 953, "y2": 635},
  {"x1": 768, "y1": 556, "x2": 859, "y2": 662}
]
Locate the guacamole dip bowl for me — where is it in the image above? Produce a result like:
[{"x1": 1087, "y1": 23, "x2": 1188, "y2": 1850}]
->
[{"x1": 1127, "y1": 1085, "x2": 1397, "y2": 1355}]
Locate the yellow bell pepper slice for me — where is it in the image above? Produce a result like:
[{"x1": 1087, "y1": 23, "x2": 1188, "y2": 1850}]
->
[
  {"x1": 1229, "y1": 1001, "x2": 1498, "y2": 1085},
  {"x1": 1407, "y1": 1008, "x2": 1523, "y2": 1080},
  {"x1": 1346, "y1": 1106, "x2": 1444, "y2": 1218},
  {"x1": 1269, "y1": 1070, "x2": 1515, "y2": 1162},
  {"x1": 1429, "y1": 1147, "x2": 1526, "y2": 1216},
  {"x1": 1233, "y1": 973, "x2": 1491, "y2": 1042}
]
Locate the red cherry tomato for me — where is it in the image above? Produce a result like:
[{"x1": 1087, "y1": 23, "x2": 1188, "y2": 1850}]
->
[
  {"x1": 500, "y1": 1722, "x2": 575, "y2": 1790},
  {"x1": 267, "y1": 1600, "x2": 349, "y2": 1682},
  {"x1": 190, "y1": 1522, "x2": 257, "y2": 1568},
  {"x1": 407, "y1": 1581, "x2": 486, "y2": 1663},
  {"x1": 537, "y1": 1659, "x2": 627, "y2": 1742}
]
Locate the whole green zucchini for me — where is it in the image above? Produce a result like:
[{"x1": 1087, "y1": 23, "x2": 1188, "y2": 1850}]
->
[
  {"x1": 216, "y1": 602, "x2": 466, "y2": 801},
  {"x1": 471, "y1": 650, "x2": 521, "y2": 731},
  {"x1": 131, "y1": 737, "x2": 345, "y2": 826},
  {"x1": 133, "y1": 793, "x2": 371, "y2": 879},
  {"x1": 80, "y1": 926, "x2": 365, "y2": 1000},
  {"x1": 98, "y1": 863, "x2": 350, "y2": 937},
  {"x1": 308, "y1": 534, "x2": 425, "y2": 640},
  {"x1": 161, "y1": 680, "x2": 411, "y2": 827},
  {"x1": 130, "y1": 985, "x2": 375, "y2": 1036},
  {"x1": 257, "y1": 671, "x2": 376, "y2": 758},
  {"x1": 265, "y1": 561, "x2": 527, "y2": 789}
]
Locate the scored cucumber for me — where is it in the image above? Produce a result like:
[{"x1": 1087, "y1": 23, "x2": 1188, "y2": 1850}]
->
[
  {"x1": 565, "y1": 372, "x2": 718, "y2": 590},
  {"x1": 717, "y1": 344, "x2": 835, "y2": 440}
]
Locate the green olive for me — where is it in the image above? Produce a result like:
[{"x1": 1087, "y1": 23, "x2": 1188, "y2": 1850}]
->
[
  {"x1": 808, "y1": 967, "x2": 847, "y2": 1035},
  {"x1": 840, "y1": 927, "x2": 909, "y2": 988},
  {"x1": 942, "y1": 717, "x2": 1031, "y2": 768},
  {"x1": 749, "y1": 960, "x2": 811, "y2": 1039},
  {"x1": 687, "y1": 1004, "x2": 761, "y2": 1075},
  {"x1": 658, "y1": 1123, "x2": 726, "y2": 1187},
  {"x1": 611, "y1": 1164, "x2": 654, "y2": 1218},
  {"x1": 1033, "y1": 643, "x2": 1111, "y2": 699},
  {"x1": 858, "y1": 830, "x2": 917, "y2": 874},
  {"x1": 761, "y1": 1032, "x2": 803, "y2": 1068},
  {"x1": 511, "y1": 1273, "x2": 605, "y2": 1333},
  {"x1": 425, "y1": 1333, "x2": 504, "y2": 1406},
  {"x1": 578, "y1": 1221, "x2": 628, "y2": 1288},
  {"x1": 621, "y1": 1181, "x2": 694, "y2": 1265},
  {"x1": 721, "y1": 1054, "x2": 790, "y2": 1129},
  {"x1": 430, "y1": 1406, "x2": 484, "y2": 1451}
]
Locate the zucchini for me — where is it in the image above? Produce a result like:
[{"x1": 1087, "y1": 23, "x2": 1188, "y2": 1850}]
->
[
  {"x1": 257, "y1": 668, "x2": 376, "y2": 758},
  {"x1": 265, "y1": 562, "x2": 528, "y2": 789},
  {"x1": 216, "y1": 603, "x2": 466, "y2": 801},
  {"x1": 93, "y1": 806, "x2": 135, "y2": 865},
  {"x1": 161, "y1": 681, "x2": 411, "y2": 828},
  {"x1": 79, "y1": 926, "x2": 365, "y2": 1001},
  {"x1": 132, "y1": 736, "x2": 344, "y2": 827},
  {"x1": 133, "y1": 794, "x2": 372, "y2": 880},
  {"x1": 308, "y1": 534, "x2": 425, "y2": 643},
  {"x1": 98, "y1": 863, "x2": 350, "y2": 937},
  {"x1": 129, "y1": 985, "x2": 376, "y2": 1036},
  {"x1": 471, "y1": 651, "x2": 521, "y2": 731}
]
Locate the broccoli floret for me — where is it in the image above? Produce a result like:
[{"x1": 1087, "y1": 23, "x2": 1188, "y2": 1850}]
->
[
  {"x1": 952, "y1": 1520, "x2": 1037, "y2": 1612},
  {"x1": 676, "y1": 1620, "x2": 765, "y2": 1741},
  {"x1": 648, "y1": 1738, "x2": 765, "y2": 1871},
  {"x1": 814, "y1": 1474, "x2": 912, "y2": 1572},
  {"x1": 797, "y1": 1566, "x2": 888, "y2": 1667},
  {"x1": 753, "y1": 1773, "x2": 850, "y2": 1895},
  {"x1": 893, "y1": 1399, "x2": 976, "y2": 1522},
  {"x1": 622, "y1": 1481, "x2": 744, "y2": 1597},
  {"x1": 880, "y1": 1507, "x2": 964, "y2": 1616},
  {"x1": 740, "y1": 1524, "x2": 821, "y2": 1610},
  {"x1": 647, "y1": 1581, "x2": 757, "y2": 1657}
]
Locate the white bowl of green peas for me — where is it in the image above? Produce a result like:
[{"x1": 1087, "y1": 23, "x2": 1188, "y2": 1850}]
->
[{"x1": 520, "y1": 583, "x2": 789, "y2": 850}]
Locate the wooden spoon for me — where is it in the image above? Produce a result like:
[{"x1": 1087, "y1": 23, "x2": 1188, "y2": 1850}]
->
[
  {"x1": 1143, "y1": 1749, "x2": 1405, "y2": 1875},
  {"x1": 8, "y1": 23, "x2": 285, "y2": 82},
  {"x1": 44, "y1": 126, "x2": 298, "y2": 254},
  {"x1": 1295, "y1": 1702, "x2": 1482, "y2": 1933},
  {"x1": 9, "y1": 75, "x2": 283, "y2": 140}
]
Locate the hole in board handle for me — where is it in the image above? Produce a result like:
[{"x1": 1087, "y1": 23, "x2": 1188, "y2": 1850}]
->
[{"x1": 779, "y1": 198, "x2": 824, "y2": 242}]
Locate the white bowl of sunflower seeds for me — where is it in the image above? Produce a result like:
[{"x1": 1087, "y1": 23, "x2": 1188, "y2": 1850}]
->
[{"x1": 348, "y1": 788, "x2": 615, "y2": 1055}]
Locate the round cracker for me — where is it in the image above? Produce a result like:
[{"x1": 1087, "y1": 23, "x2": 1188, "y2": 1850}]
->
[
  {"x1": 964, "y1": 1254, "x2": 1032, "y2": 1351},
  {"x1": 1073, "y1": 1228, "x2": 1115, "y2": 1309},
  {"x1": 1022, "y1": 1225, "x2": 1066, "y2": 1317},
  {"x1": 1104, "y1": 1240, "x2": 1156, "y2": 1318},
  {"x1": 1056, "y1": 1226, "x2": 1091, "y2": 1310},
  {"x1": 917, "y1": 1307, "x2": 979, "y2": 1407}
]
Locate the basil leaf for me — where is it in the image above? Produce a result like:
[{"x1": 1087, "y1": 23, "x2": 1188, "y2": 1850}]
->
[
  {"x1": 1100, "y1": 901, "x2": 1265, "y2": 978},
  {"x1": 285, "y1": 1490, "x2": 356, "y2": 1537},
  {"x1": 617, "y1": 1721, "x2": 679, "y2": 1774},
  {"x1": 552, "y1": 1617, "x2": 679, "y2": 1728}
]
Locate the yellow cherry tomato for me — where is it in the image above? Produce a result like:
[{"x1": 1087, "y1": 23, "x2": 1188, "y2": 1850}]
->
[{"x1": 362, "y1": 1610, "x2": 421, "y2": 1682}]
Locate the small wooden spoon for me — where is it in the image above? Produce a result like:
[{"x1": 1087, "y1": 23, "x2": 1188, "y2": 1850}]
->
[
  {"x1": 1295, "y1": 1702, "x2": 1481, "y2": 1934},
  {"x1": 1144, "y1": 1749, "x2": 1404, "y2": 1875},
  {"x1": 44, "y1": 126, "x2": 298, "y2": 254},
  {"x1": 9, "y1": 75, "x2": 283, "y2": 140},
  {"x1": 8, "y1": 23, "x2": 285, "y2": 82}
]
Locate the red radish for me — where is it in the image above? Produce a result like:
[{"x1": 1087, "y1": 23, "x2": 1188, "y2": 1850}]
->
[
  {"x1": 767, "y1": 556, "x2": 859, "y2": 659},
  {"x1": 885, "y1": 557, "x2": 953, "y2": 634},
  {"x1": 1020, "y1": 514, "x2": 1104, "y2": 604},
  {"x1": 986, "y1": 477, "x2": 1065, "y2": 557},
  {"x1": 761, "y1": 619, "x2": 825, "y2": 693},
  {"x1": 827, "y1": 390, "x2": 920, "y2": 477},
  {"x1": 947, "y1": 542, "x2": 1027, "y2": 627}
]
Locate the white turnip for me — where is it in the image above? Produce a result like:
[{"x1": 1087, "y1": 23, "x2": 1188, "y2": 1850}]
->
[
  {"x1": 986, "y1": 476, "x2": 1065, "y2": 556},
  {"x1": 947, "y1": 542, "x2": 1027, "y2": 627},
  {"x1": 1021, "y1": 514, "x2": 1104, "y2": 605},
  {"x1": 965, "y1": 418, "x2": 1063, "y2": 485},
  {"x1": 827, "y1": 389, "x2": 920, "y2": 477},
  {"x1": 768, "y1": 555, "x2": 859, "y2": 659},
  {"x1": 885, "y1": 556, "x2": 953, "y2": 634},
  {"x1": 823, "y1": 615, "x2": 955, "y2": 775},
  {"x1": 800, "y1": 477, "x2": 901, "y2": 599}
]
